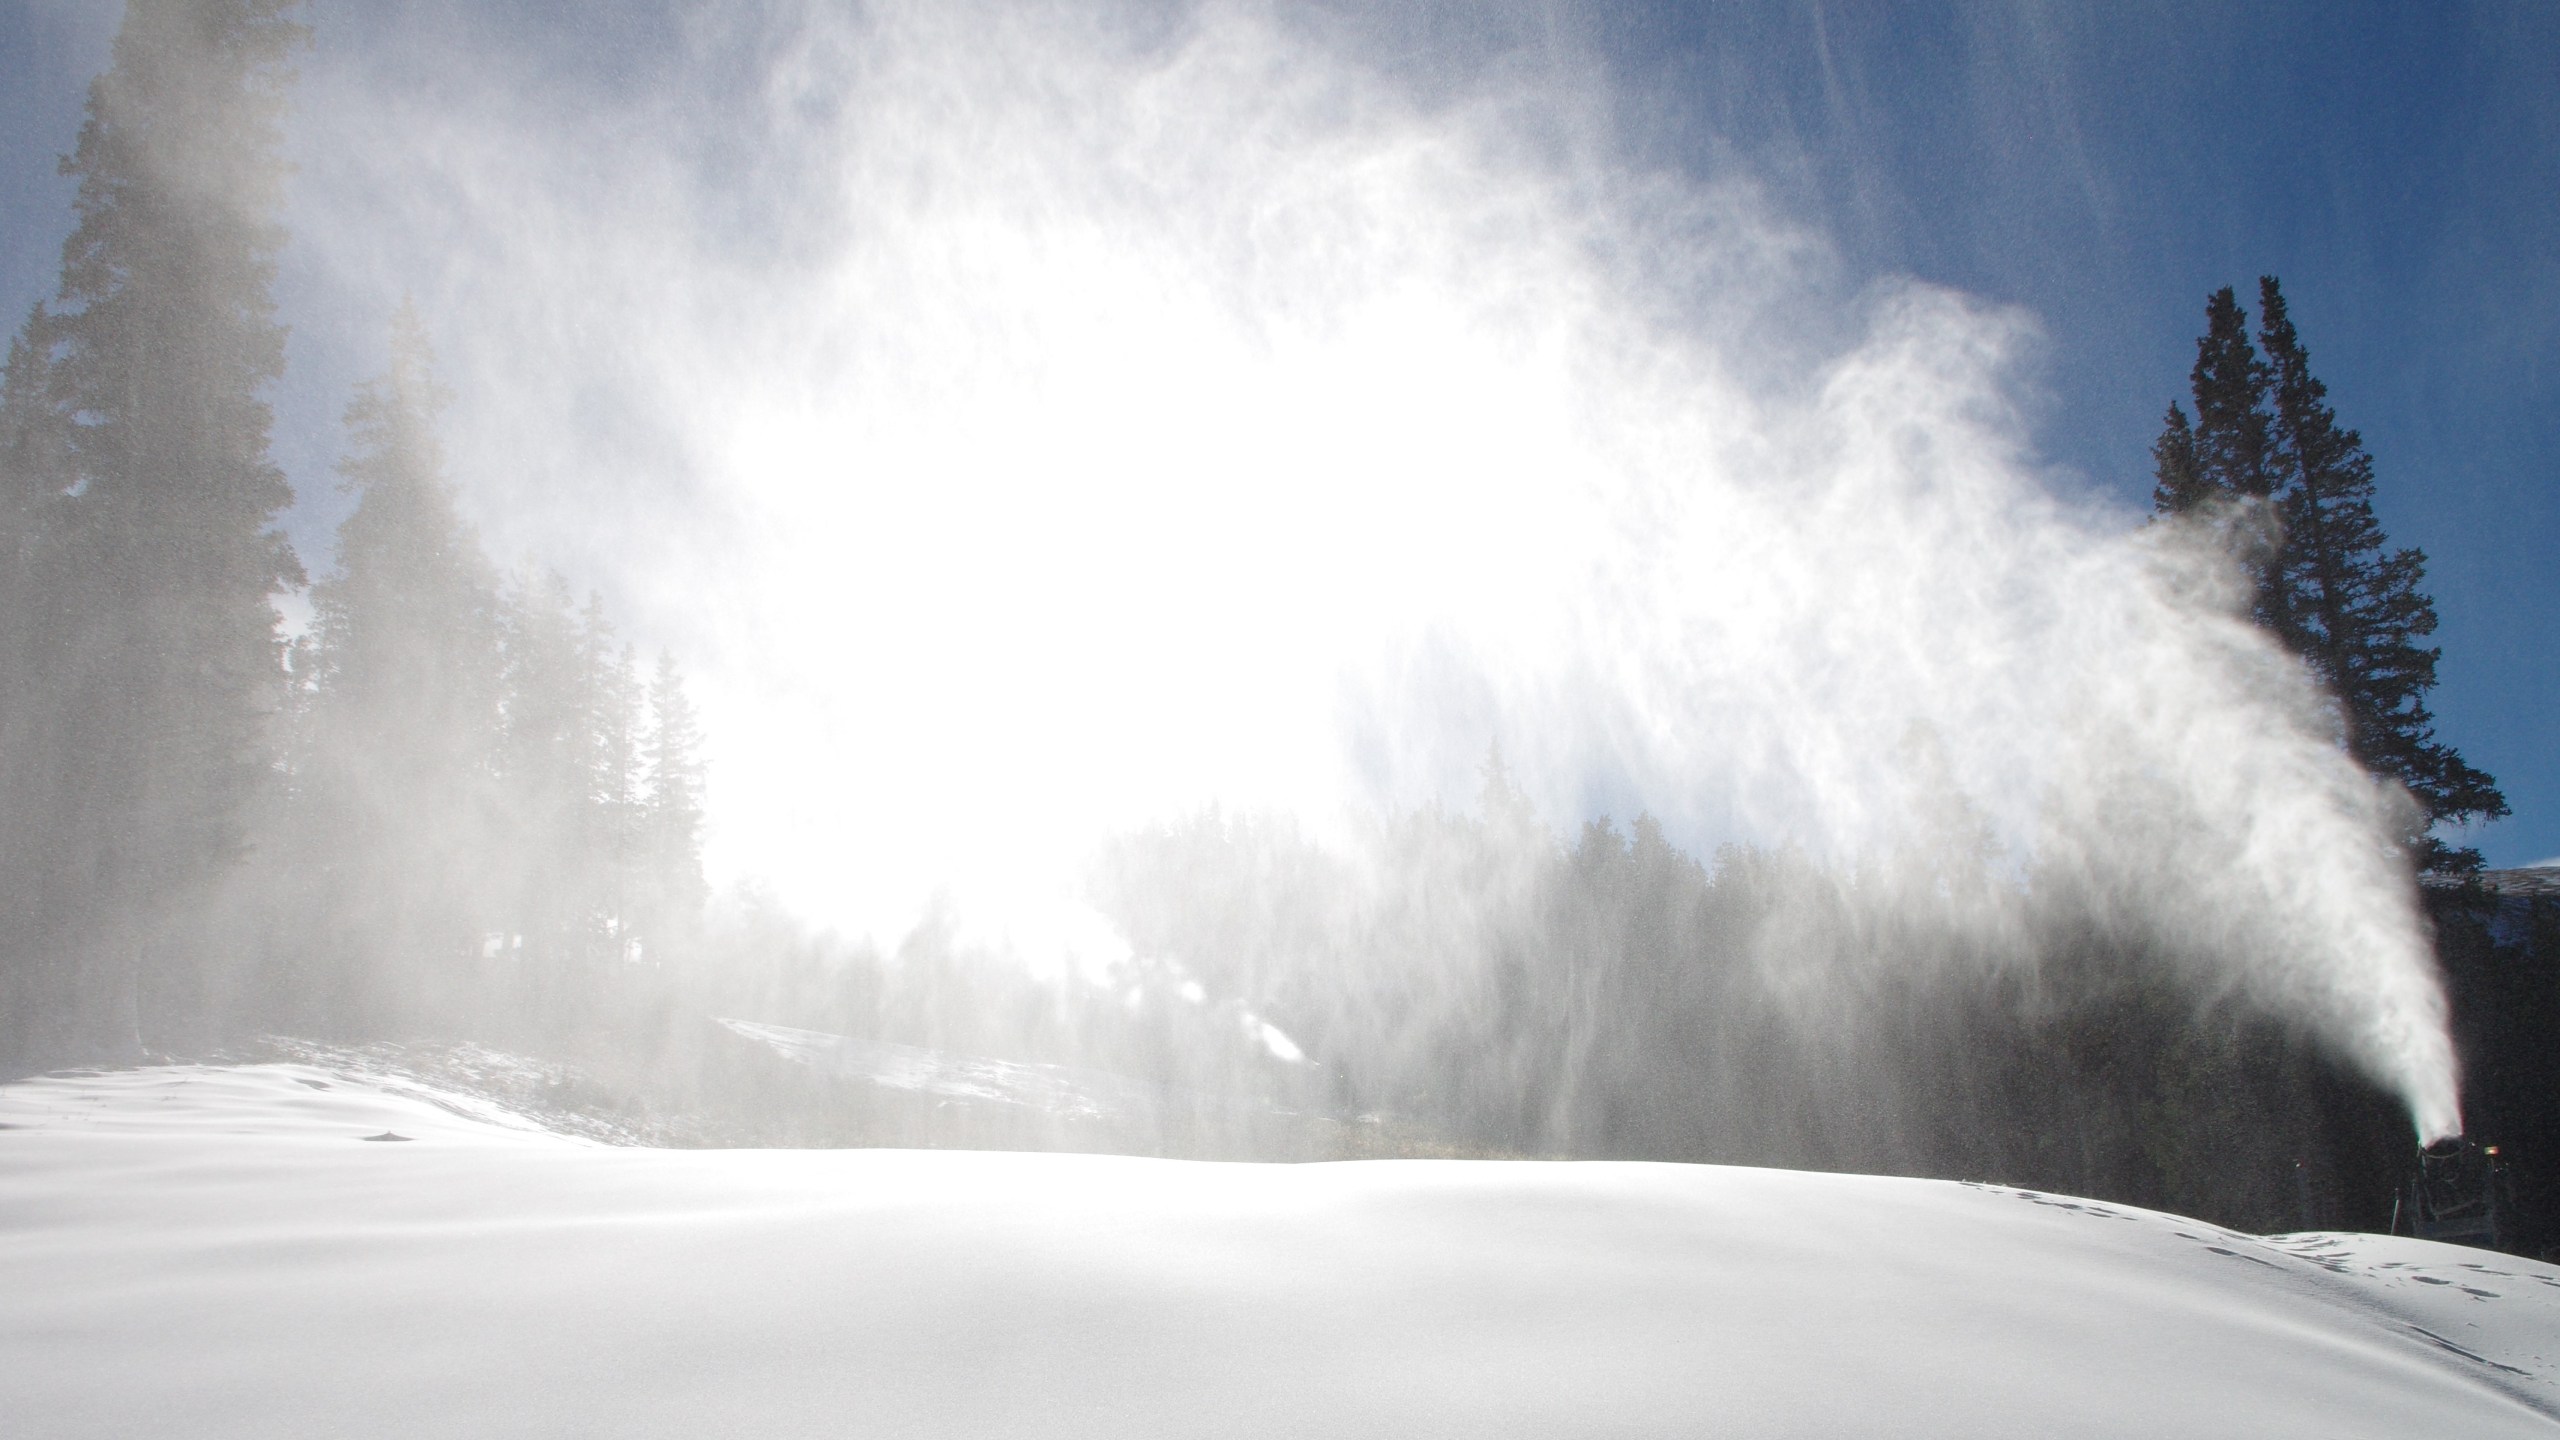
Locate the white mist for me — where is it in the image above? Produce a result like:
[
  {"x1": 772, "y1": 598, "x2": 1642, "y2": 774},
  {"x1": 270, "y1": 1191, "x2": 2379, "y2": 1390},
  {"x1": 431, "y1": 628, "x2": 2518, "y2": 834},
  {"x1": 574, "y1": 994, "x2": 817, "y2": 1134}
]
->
[{"x1": 282, "y1": 0, "x2": 2459, "y2": 1138}]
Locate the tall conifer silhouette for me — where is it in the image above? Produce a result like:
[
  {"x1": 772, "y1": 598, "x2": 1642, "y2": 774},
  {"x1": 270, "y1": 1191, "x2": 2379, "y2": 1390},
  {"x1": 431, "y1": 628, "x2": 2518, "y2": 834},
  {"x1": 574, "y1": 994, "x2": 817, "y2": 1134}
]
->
[
  {"x1": 0, "y1": 0, "x2": 307, "y2": 1056},
  {"x1": 289, "y1": 305, "x2": 503, "y2": 1027},
  {"x1": 637, "y1": 651, "x2": 709, "y2": 957},
  {"x1": 2155, "y1": 278, "x2": 2504, "y2": 872},
  {"x1": 2253, "y1": 279, "x2": 2506, "y2": 869}
]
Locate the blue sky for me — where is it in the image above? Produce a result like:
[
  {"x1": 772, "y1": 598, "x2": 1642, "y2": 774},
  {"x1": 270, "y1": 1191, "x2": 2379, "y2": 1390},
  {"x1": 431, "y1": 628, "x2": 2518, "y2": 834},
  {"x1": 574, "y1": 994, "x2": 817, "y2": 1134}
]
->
[
  {"x1": 2, "y1": 1, "x2": 2553, "y2": 866},
  {"x1": 1573, "y1": 2, "x2": 2559, "y2": 866}
]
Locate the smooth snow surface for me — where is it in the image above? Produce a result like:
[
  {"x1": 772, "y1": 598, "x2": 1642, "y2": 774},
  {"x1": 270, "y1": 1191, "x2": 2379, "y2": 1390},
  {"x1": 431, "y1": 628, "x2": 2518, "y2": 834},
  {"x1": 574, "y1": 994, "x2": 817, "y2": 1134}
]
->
[{"x1": 5, "y1": 1065, "x2": 2558, "y2": 1437}]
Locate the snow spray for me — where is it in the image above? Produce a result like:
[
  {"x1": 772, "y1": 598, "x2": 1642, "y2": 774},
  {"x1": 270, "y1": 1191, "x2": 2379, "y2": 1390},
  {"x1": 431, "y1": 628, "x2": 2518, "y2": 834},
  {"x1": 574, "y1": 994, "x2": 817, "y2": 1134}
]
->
[{"x1": 286, "y1": 0, "x2": 2459, "y2": 1139}]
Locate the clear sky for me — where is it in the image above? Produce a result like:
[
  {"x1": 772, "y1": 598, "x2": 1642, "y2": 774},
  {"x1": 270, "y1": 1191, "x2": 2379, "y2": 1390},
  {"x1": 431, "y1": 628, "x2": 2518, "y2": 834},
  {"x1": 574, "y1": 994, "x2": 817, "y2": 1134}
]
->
[
  {"x1": 1, "y1": 1, "x2": 2552, "y2": 867},
  {"x1": 1569, "y1": 2, "x2": 2560, "y2": 867}
]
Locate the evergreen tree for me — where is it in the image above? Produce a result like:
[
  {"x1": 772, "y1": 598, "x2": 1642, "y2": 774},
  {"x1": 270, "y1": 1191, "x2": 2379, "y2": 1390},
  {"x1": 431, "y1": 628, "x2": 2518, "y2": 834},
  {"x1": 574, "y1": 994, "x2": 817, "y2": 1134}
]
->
[
  {"x1": 493, "y1": 575, "x2": 646, "y2": 984},
  {"x1": 636, "y1": 650, "x2": 709, "y2": 957},
  {"x1": 2152, "y1": 286, "x2": 2287, "y2": 634},
  {"x1": 287, "y1": 305, "x2": 503, "y2": 1028},
  {"x1": 0, "y1": 310, "x2": 80, "y2": 1053},
  {"x1": 2154, "y1": 278, "x2": 2504, "y2": 872},
  {"x1": 495, "y1": 570, "x2": 591, "y2": 970},
  {"x1": 0, "y1": 309, "x2": 74, "y2": 799},
  {"x1": 0, "y1": 0, "x2": 307, "y2": 1056},
  {"x1": 0, "y1": 310, "x2": 73, "y2": 598},
  {"x1": 2253, "y1": 278, "x2": 2506, "y2": 870},
  {"x1": 583, "y1": 608, "x2": 642, "y2": 963}
]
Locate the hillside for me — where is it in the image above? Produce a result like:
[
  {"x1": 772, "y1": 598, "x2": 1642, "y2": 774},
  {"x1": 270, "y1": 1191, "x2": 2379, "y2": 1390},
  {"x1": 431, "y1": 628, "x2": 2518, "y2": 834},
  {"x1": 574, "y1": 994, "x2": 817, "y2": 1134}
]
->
[{"x1": 5, "y1": 1063, "x2": 2558, "y2": 1436}]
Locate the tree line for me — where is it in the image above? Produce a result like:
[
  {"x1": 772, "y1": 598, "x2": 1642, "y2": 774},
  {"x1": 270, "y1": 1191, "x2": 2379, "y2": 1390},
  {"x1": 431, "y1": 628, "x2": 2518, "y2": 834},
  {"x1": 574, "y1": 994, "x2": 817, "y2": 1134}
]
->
[
  {"x1": 1080, "y1": 773, "x2": 2414, "y2": 1235},
  {"x1": 0, "y1": 1, "x2": 706, "y2": 1064}
]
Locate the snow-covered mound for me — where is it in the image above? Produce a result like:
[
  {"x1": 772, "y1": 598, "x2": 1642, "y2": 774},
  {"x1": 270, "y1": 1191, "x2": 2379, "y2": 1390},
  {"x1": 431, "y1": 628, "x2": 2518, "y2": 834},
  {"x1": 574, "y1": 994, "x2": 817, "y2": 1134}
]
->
[{"x1": 5, "y1": 1065, "x2": 2558, "y2": 1437}]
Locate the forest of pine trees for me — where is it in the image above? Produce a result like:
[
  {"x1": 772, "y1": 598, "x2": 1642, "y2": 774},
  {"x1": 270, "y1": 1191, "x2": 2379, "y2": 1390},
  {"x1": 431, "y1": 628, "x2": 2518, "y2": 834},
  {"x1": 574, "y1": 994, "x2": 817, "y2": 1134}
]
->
[{"x1": 0, "y1": 2, "x2": 707, "y2": 1064}]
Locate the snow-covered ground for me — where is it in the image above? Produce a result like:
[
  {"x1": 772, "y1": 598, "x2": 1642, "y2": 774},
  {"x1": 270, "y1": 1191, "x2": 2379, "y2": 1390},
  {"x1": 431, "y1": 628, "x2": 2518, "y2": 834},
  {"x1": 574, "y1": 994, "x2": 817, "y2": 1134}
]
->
[{"x1": 5, "y1": 1064, "x2": 2558, "y2": 1437}]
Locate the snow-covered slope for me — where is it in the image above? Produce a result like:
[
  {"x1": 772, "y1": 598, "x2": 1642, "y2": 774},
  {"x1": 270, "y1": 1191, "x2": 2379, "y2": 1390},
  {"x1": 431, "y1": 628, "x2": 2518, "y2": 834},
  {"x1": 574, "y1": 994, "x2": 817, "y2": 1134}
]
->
[{"x1": 4, "y1": 1064, "x2": 2557, "y2": 1437}]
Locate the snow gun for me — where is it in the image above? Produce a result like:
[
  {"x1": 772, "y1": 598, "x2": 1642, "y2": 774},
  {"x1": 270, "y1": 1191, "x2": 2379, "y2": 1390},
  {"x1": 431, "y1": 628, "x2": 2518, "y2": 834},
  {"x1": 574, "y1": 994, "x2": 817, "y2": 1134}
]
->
[{"x1": 2391, "y1": 1136, "x2": 2513, "y2": 1252}]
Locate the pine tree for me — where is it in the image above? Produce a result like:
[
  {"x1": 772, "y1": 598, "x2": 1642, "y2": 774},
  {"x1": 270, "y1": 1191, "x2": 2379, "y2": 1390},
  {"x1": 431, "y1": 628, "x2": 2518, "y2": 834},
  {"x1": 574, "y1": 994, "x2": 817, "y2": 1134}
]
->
[
  {"x1": 492, "y1": 575, "x2": 645, "y2": 983},
  {"x1": 0, "y1": 310, "x2": 75, "y2": 824},
  {"x1": 287, "y1": 305, "x2": 503, "y2": 1028},
  {"x1": 636, "y1": 651, "x2": 709, "y2": 959},
  {"x1": 495, "y1": 570, "x2": 588, "y2": 969},
  {"x1": 0, "y1": 310, "x2": 80, "y2": 1054},
  {"x1": 2154, "y1": 278, "x2": 2505, "y2": 872},
  {"x1": 2253, "y1": 278, "x2": 2506, "y2": 871},
  {"x1": 0, "y1": 311, "x2": 73, "y2": 593},
  {"x1": 0, "y1": 0, "x2": 308, "y2": 1056},
  {"x1": 2152, "y1": 287, "x2": 2288, "y2": 635},
  {"x1": 582, "y1": 607, "x2": 642, "y2": 963}
]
